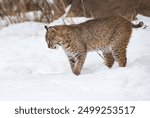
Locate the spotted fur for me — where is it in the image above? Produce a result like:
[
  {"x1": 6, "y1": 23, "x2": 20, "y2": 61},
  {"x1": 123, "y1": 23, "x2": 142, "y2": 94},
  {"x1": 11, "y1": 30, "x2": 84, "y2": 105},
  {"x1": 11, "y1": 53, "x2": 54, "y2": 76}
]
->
[{"x1": 44, "y1": 15, "x2": 143, "y2": 76}]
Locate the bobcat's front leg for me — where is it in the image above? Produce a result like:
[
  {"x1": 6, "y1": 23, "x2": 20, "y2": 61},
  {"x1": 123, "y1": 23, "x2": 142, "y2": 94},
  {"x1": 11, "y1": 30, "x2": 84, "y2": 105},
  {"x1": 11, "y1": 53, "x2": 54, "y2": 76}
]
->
[
  {"x1": 68, "y1": 56, "x2": 75, "y2": 72},
  {"x1": 102, "y1": 52, "x2": 115, "y2": 68},
  {"x1": 73, "y1": 52, "x2": 86, "y2": 76}
]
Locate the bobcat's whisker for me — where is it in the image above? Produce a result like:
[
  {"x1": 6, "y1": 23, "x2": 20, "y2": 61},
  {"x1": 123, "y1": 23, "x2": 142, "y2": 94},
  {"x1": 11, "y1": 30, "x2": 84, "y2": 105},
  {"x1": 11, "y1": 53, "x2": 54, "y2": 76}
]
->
[{"x1": 96, "y1": 51, "x2": 104, "y2": 60}]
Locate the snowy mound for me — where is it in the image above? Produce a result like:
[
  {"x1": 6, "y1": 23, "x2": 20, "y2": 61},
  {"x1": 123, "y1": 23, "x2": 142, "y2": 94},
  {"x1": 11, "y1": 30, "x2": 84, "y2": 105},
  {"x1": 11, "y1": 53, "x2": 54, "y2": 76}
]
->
[{"x1": 0, "y1": 15, "x2": 150, "y2": 100}]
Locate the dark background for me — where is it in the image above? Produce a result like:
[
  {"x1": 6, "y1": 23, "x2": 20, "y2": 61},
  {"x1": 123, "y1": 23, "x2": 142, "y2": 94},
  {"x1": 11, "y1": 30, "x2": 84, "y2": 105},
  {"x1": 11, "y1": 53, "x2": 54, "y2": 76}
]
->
[{"x1": 0, "y1": 0, "x2": 150, "y2": 25}]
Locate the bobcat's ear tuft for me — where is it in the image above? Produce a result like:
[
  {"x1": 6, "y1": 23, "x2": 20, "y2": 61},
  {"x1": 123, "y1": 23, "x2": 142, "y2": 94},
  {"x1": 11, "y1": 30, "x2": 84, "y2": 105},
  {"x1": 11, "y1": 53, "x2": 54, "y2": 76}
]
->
[{"x1": 45, "y1": 26, "x2": 48, "y2": 31}]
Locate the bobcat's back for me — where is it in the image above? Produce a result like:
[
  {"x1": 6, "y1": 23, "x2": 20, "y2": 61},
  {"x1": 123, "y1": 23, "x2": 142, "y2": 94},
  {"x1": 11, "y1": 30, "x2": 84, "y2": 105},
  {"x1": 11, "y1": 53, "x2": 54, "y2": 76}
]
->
[{"x1": 73, "y1": 15, "x2": 133, "y2": 51}]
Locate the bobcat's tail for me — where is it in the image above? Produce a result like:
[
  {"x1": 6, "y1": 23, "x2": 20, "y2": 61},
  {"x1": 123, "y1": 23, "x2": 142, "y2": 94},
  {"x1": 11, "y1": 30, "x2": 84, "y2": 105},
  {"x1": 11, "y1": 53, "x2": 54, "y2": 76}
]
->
[{"x1": 132, "y1": 22, "x2": 144, "y2": 28}]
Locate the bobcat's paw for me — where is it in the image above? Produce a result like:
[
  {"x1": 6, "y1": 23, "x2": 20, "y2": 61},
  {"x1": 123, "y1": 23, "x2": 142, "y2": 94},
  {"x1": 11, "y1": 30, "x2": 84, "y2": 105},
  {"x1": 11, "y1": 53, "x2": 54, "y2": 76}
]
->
[
  {"x1": 104, "y1": 62, "x2": 113, "y2": 68},
  {"x1": 73, "y1": 69, "x2": 81, "y2": 76}
]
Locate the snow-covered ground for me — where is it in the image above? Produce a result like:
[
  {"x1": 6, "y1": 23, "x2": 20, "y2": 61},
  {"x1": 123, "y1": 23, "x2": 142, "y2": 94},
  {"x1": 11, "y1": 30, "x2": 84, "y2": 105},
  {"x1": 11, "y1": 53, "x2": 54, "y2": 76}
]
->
[{"x1": 0, "y1": 15, "x2": 150, "y2": 101}]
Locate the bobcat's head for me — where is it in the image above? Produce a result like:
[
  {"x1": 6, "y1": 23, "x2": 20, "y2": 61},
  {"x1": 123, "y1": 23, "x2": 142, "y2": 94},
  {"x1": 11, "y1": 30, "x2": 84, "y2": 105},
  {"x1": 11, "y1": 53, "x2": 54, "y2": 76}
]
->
[{"x1": 44, "y1": 26, "x2": 61, "y2": 49}]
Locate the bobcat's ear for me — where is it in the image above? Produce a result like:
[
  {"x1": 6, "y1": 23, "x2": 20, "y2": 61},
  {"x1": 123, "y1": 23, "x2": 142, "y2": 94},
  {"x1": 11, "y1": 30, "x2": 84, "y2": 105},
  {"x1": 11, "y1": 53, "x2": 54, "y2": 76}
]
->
[
  {"x1": 45, "y1": 26, "x2": 57, "y2": 32},
  {"x1": 44, "y1": 26, "x2": 49, "y2": 31},
  {"x1": 50, "y1": 27, "x2": 57, "y2": 32}
]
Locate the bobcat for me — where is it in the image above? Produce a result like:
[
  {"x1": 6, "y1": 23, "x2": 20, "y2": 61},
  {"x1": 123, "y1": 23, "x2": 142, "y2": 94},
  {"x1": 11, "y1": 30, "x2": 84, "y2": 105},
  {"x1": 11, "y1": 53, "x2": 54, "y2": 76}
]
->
[{"x1": 44, "y1": 15, "x2": 143, "y2": 76}]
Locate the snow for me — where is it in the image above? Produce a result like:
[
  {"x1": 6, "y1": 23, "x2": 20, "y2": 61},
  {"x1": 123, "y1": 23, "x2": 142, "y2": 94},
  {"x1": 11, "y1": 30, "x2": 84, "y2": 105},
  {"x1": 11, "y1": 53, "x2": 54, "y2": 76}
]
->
[{"x1": 0, "y1": 15, "x2": 150, "y2": 101}]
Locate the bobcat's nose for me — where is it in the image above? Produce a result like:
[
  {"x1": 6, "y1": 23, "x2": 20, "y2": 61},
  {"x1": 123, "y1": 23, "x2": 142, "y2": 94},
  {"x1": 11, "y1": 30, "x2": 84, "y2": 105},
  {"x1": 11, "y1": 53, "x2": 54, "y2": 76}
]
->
[{"x1": 48, "y1": 44, "x2": 51, "y2": 48}]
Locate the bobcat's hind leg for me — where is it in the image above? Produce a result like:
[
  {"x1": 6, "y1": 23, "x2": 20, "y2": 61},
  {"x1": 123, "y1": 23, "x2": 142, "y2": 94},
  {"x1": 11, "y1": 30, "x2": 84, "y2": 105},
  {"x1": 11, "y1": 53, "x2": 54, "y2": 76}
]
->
[
  {"x1": 102, "y1": 52, "x2": 115, "y2": 68},
  {"x1": 112, "y1": 48, "x2": 127, "y2": 67}
]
